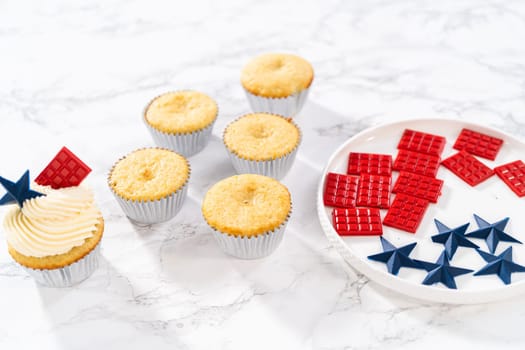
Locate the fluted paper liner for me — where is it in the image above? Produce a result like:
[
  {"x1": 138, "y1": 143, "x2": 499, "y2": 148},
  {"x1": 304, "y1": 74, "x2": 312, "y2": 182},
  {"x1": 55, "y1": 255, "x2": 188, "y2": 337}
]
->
[
  {"x1": 223, "y1": 115, "x2": 301, "y2": 179},
  {"x1": 226, "y1": 146, "x2": 298, "y2": 180},
  {"x1": 244, "y1": 86, "x2": 310, "y2": 117},
  {"x1": 21, "y1": 243, "x2": 101, "y2": 288},
  {"x1": 210, "y1": 214, "x2": 290, "y2": 259},
  {"x1": 108, "y1": 148, "x2": 190, "y2": 225},
  {"x1": 143, "y1": 91, "x2": 218, "y2": 157}
]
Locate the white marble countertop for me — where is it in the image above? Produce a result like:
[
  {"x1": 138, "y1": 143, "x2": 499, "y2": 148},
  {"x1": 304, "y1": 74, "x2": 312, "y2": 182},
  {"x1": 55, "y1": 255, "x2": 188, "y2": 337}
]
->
[{"x1": 2, "y1": 0, "x2": 525, "y2": 349}]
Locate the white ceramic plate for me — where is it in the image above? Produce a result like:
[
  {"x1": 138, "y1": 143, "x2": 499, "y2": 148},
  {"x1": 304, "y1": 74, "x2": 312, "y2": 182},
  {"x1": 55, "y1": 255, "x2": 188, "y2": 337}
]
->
[{"x1": 317, "y1": 118, "x2": 525, "y2": 304}]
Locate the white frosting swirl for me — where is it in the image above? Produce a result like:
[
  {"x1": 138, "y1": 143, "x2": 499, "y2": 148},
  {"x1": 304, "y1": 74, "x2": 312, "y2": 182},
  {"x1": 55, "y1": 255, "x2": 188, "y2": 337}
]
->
[{"x1": 3, "y1": 185, "x2": 101, "y2": 257}]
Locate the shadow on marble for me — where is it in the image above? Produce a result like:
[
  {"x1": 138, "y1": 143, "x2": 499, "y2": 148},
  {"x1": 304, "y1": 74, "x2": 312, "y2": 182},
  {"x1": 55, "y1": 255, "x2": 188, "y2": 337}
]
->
[
  {"x1": 34, "y1": 254, "x2": 180, "y2": 349},
  {"x1": 35, "y1": 254, "x2": 135, "y2": 295},
  {"x1": 293, "y1": 100, "x2": 379, "y2": 169},
  {"x1": 36, "y1": 98, "x2": 511, "y2": 346},
  {"x1": 139, "y1": 174, "x2": 355, "y2": 337},
  {"x1": 185, "y1": 135, "x2": 237, "y2": 195}
]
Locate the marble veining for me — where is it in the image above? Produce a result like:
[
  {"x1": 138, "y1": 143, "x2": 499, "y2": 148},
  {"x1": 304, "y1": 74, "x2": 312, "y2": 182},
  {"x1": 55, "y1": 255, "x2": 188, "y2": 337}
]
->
[{"x1": 2, "y1": 0, "x2": 525, "y2": 349}]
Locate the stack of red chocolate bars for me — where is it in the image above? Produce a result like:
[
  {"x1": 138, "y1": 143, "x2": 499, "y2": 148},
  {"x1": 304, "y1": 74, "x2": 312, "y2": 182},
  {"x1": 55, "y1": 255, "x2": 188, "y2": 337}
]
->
[
  {"x1": 324, "y1": 127, "x2": 525, "y2": 237},
  {"x1": 385, "y1": 129, "x2": 446, "y2": 233}
]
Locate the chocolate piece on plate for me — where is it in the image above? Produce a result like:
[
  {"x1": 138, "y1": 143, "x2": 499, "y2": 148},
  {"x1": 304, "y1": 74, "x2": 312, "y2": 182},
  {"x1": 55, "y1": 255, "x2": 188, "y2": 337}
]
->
[
  {"x1": 415, "y1": 251, "x2": 473, "y2": 289},
  {"x1": 323, "y1": 172, "x2": 359, "y2": 208},
  {"x1": 453, "y1": 128, "x2": 503, "y2": 161},
  {"x1": 383, "y1": 193, "x2": 429, "y2": 233},
  {"x1": 431, "y1": 219, "x2": 479, "y2": 259},
  {"x1": 494, "y1": 160, "x2": 525, "y2": 197},
  {"x1": 332, "y1": 207, "x2": 383, "y2": 236},
  {"x1": 474, "y1": 247, "x2": 525, "y2": 285},
  {"x1": 441, "y1": 151, "x2": 494, "y2": 186},
  {"x1": 393, "y1": 149, "x2": 440, "y2": 178},
  {"x1": 347, "y1": 152, "x2": 392, "y2": 176},
  {"x1": 465, "y1": 214, "x2": 521, "y2": 253},
  {"x1": 392, "y1": 171, "x2": 443, "y2": 203},
  {"x1": 367, "y1": 236, "x2": 421, "y2": 275},
  {"x1": 397, "y1": 129, "x2": 446, "y2": 157},
  {"x1": 356, "y1": 174, "x2": 391, "y2": 209}
]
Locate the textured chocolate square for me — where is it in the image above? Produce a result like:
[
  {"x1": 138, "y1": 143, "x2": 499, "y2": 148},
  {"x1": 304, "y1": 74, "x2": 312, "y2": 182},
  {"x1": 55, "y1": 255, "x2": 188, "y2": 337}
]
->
[
  {"x1": 332, "y1": 207, "x2": 383, "y2": 236},
  {"x1": 35, "y1": 147, "x2": 91, "y2": 189}
]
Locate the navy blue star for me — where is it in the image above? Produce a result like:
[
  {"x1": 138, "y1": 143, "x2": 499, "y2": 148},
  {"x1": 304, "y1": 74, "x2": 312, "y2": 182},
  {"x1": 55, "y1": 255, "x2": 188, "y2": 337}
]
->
[
  {"x1": 465, "y1": 214, "x2": 521, "y2": 253},
  {"x1": 414, "y1": 251, "x2": 473, "y2": 289},
  {"x1": 0, "y1": 170, "x2": 44, "y2": 207},
  {"x1": 431, "y1": 219, "x2": 478, "y2": 259},
  {"x1": 367, "y1": 237, "x2": 421, "y2": 275},
  {"x1": 474, "y1": 247, "x2": 525, "y2": 285}
]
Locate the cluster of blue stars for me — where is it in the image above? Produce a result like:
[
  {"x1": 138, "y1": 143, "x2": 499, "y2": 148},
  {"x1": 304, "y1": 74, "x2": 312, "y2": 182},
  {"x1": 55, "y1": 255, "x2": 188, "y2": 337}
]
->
[{"x1": 368, "y1": 215, "x2": 525, "y2": 289}]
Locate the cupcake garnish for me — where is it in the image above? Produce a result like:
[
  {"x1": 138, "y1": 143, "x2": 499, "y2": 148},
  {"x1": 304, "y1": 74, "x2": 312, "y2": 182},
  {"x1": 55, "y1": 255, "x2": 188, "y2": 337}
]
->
[
  {"x1": 0, "y1": 147, "x2": 91, "y2": 207},
  {"x1": 0, "y1": 170, "x2": 44, "y2": 207},
  {"x1": 35, "y1": 146, "x2": 91, "y2": 189}
]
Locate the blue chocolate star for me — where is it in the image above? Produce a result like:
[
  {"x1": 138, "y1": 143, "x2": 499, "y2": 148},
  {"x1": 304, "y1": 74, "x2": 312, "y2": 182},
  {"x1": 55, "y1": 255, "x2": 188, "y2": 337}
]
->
[
  {"x1": 367, "y1": 237, "x2": 421, "y2": 275},
  {"x1": 474, "y1": 247, "x2": 525, "y2": 285},
  {"x1": 414, "y1": 251, "x2": 473, "y2": 289},
  {"x1": 431, "y1": 219, "x2": 478, "y2": 259},
  {"x1": 0, "y1": 170, "x2": 44, "y2": 207},
  {"x1": 465, "y1": 214, "x2": 521, "y2": 253}
]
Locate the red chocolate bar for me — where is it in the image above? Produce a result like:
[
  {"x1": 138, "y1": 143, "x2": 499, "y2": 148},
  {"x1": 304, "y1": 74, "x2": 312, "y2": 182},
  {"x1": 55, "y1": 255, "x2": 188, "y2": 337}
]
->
[{"x1": 332, "y1": 207, "x2": 383, "y2": 236}]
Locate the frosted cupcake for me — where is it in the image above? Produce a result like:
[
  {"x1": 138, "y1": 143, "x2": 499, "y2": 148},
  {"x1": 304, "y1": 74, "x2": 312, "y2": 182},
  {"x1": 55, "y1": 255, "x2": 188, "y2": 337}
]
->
[
  {"x1": 108, "y1": 148, "x2": 190, "y2": 225},
  {"x1": 241, "y1": 53, "x2": 314, "y2": 117},
  {"x1": 1, "y1": 174, "x2": 103, "y2": 287},
  {"x1": 202, "y1": 174, "x2": 291, "y2": 259},
  {"x1": 144, "y1": 91, "x2": 218, "y2": 157},
  {"x1": 223, "y1": 113, "x2": 301, "y2": 179}
]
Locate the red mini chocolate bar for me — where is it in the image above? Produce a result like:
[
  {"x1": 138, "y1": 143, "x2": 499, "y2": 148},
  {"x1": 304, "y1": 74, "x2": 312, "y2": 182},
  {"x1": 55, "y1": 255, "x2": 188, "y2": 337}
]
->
[
  {"x1": 332, "y1": 207, "x2": 383, "y2": 236},
  {"x1": 453, "y1": 128, "x2": 503, "y2": 161},
  {"x1": 392, "y1": 171, "x2": 444, "y2": 203},
  {"x1": 494, "y1": 160, "x2": 525, "y2": 197},
  {"x1": 35, "y1": 147, "x2": 92, "y2": 189},
  {"x1": 323, "y1": 172, "x2": 359, "y2": 208},
  {"x1": 347, "y1": 152, "x2": 392, "y2": 176},
  {"x1": 383, "y1": 193, "x2": 430, "y2": 233},
  {"x1": 356, "y1": 174, "x2": 391, "y2": 208},
  {"x1": 392, "y1": 149, "x2": 440, "y2": 177},
  {"x1": 397, "y1": 129, "x2": 446, "y2": 156},
  {"x1": 441, "y1": 151, "x2": 494, "y2": 186}
]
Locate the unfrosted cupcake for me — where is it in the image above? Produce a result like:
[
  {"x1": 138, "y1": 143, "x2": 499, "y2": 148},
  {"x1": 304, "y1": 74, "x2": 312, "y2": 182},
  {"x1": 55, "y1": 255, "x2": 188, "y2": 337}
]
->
[
  {"x1": 3, "y1": 183, "x2": 104, "y2": 287},
  {"x1": 144, "y1": 91, "x2": 218, "y2": 157},
  {"x1": 223, "y1": 113, "x2": 301, "y2": 179},
  {"x1": 241, "y1": 53, "x2": 313, "y2": 117},
  {"x1": 202, "y1": 174, "x2": 291, "y2": 259},
  {"x1": 108, "y1": 148, "x2": 190, "y2": 224}
]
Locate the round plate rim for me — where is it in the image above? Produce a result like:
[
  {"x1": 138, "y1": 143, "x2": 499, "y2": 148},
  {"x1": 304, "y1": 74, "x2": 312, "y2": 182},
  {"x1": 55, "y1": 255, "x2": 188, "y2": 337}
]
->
[{"x1": 316, "y1": 117, "x2": 525, "y2": 304}]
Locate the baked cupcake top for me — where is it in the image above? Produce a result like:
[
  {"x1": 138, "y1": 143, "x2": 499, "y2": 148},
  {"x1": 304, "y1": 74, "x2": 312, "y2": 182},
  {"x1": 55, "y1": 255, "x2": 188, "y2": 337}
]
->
[
  {"x1": 109, "y1": 148, "x2": 189, "y2": 201},
  {"x1": 3, "y1": 184, "x2": 102, "y2": 258},
  {"x1": 241, "y1": 53, "x2": 314, "y2": 98},
  {"x1": 202, "y1": 174, "x2": 291, "y2": 237},
  {"x1": 144, "y1": 91, "x2": 218, "y2": 134},
  {"x1": 223, "y1": 113, "x2": 300, "y2": 161}
]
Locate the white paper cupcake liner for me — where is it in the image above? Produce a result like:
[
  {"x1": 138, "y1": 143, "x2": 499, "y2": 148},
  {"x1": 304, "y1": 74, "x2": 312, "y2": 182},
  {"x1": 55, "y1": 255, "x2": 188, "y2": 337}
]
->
[
  {"x1": 145, "y1": 121, "x2": 215, "y2": 158},
  {"x1": 226, "y1": 145, "x2": 299, "y2": 179},
  {"x1": 21, "y1": 243, "x2": 101, "y2": 288},
  {"x1": 244, "y1": 86, "x2": 310, "y2": 117},
  {"x1": 211, "y1": 217, "x2": 289, "y2": 259},
  {"x1": 108, "y1": 148, "x2": 191, "y2": 225},
  {"x1": 223, "y1": 115, "x2": 301, "y2": 179},
  {"x1": 143, "y1": 91, "x2": 218, "y2": 157},
  {"x1": 112, "y1": 181, "x2": 189, "y2": 225}
]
